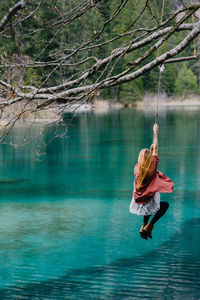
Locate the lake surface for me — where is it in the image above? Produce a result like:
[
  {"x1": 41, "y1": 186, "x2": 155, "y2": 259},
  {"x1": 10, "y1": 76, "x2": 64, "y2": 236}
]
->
[{"x1": 0, "y1": 107, "x2": 200, "y2": 299}]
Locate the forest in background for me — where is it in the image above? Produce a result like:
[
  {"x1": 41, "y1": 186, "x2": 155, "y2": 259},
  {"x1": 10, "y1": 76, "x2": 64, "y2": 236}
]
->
[{"x1": 0, "y1": 0, "x2": 200, "y2": 104}]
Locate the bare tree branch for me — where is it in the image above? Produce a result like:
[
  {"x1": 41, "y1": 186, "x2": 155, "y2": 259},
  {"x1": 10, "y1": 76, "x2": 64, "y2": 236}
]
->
[
  {"x1": 0, "y1": 0, "x2": 26, "y2": 31},
  {"x1": 0, "y1": 0, "x2": 200, "y2": 146}
]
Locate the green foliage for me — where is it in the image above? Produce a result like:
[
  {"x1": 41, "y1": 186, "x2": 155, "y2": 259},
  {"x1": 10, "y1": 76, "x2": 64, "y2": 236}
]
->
[
  {"x1": 143, "y1": 67, "x2": 159, "y2": 94},
  {"x1": 24, "y1": 68, "x2": 40, "y2": 86},
  {"x1": 0, "y1": 0, "x2": 199, "y2": 100},
  {"x1": 162, "y1": 64, "x2": 178, "y2": 95},
  {"x1": 175, "y1": 64, "x2": 200, "y2": 96},
  {"x1": 118, "y1": 77, "x2": 144, "y2": 103}
]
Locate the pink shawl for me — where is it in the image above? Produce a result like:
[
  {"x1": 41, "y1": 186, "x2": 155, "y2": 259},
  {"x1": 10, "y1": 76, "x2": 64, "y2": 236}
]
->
[{"x1": 133, "y1": 156, "x2": 174, "y2": 204}]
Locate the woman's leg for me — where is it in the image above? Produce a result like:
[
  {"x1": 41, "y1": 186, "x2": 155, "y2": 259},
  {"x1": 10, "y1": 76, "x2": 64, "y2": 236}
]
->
[
  {"x1": 143, "y1": 202, "x2": 169, "y2": 239},
  {"x1": 151, "y1": 201, "x2": 169, "y2": 225},
  {"x1": 140, "y1": 215, "x2": 151, "y2": 239},
  {"x1": 143, "y1": 215, "x2": 151, "y2": 225}
]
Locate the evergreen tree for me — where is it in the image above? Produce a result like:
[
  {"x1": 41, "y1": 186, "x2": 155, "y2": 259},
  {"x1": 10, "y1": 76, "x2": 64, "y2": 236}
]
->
[
  {"x1": 0, "y1": 0, "x2": 199, "y2": 99},
  {"x1": 175, "y1": 64, "x2": 199, "y2": 96}
]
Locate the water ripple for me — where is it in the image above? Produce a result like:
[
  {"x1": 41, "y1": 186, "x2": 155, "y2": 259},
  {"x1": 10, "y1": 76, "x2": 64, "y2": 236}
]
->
[{"x1": 0, "y1": 218, "x2": 200, "y2": 299}]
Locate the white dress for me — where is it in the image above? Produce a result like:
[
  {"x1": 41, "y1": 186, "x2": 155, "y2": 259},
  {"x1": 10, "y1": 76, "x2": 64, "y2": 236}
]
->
[{"x1": 129, "y1": 192, "x2": 160, "y2": 215}]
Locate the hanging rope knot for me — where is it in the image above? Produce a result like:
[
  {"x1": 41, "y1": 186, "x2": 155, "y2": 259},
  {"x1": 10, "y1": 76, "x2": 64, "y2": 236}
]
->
[{"x1": 159, "y1": 64, "x2": 165, "y2": 73}]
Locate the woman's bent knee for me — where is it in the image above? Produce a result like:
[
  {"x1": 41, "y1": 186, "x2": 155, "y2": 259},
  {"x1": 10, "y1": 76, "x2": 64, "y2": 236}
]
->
[{"x1": 161, "y1": 201, "x2": 169, "y2": 210}]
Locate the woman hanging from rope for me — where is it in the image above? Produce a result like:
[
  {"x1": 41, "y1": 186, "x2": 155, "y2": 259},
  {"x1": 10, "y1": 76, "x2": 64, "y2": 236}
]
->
[{"x1": 129, "y1": 124, "x2": 174, "y2": 240}]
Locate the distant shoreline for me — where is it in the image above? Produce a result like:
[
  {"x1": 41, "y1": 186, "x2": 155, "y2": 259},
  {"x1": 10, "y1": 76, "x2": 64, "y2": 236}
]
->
[
  {"x1": 1, "y1": 95, "x2": 200, "y2": 125},
  {"x1": 135, "y1": 94, "x2": 200, "y2": 108},
  {"x1": 91, "y1": 96, "x2": 200, "y2": 114}
]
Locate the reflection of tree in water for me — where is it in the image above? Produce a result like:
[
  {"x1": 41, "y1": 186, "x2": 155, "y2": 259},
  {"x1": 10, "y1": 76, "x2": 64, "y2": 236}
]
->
[{"x1": 0, "y1": 109, "x2": 199, "y2": 198}]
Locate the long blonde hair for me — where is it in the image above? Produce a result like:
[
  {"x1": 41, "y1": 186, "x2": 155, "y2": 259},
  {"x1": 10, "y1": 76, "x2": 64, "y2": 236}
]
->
[{"x1": 136, "y1": 149, "x2": 154, "y2": 190}]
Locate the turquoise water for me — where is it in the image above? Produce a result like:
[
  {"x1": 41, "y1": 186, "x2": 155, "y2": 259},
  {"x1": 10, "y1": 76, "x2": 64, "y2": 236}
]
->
[{"x1": 0, "y1": 108, "x2": 200, "y2": 299}]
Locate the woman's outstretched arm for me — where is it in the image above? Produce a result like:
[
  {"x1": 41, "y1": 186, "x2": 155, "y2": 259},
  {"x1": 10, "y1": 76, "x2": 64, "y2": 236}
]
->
[{"x1": 151, "y1": 124, "x2": 159, "y2": 156}]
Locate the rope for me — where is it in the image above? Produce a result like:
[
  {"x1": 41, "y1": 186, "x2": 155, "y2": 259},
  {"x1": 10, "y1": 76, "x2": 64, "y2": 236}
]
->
[
  {"x1": 193, "y1": 16, "x2": 197, "y2": 57},
  {"x1": 155, "y1": 65, "x2": 165, "y2": 124},
  {"x1": 191, "y1": 0, "x2": 197, "y2": 57},
  {"x1": 156, "y1": 0, "x2": 165, "y2": 58},
  {"x1": 154, "y1": 0, "x2": 196, "y2": 124},
  {"x1": 154, "y1": 0, "x2": 165, "y2": 124}
]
